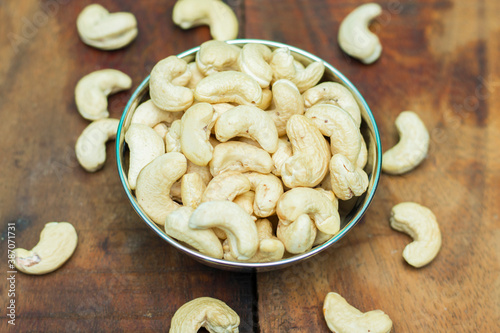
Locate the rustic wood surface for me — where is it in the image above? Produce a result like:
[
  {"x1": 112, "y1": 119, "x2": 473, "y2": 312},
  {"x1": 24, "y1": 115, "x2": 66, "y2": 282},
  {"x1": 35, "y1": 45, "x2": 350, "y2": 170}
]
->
[{"x1": 1, "y1": 0, "x2": 498, "y2": 332}]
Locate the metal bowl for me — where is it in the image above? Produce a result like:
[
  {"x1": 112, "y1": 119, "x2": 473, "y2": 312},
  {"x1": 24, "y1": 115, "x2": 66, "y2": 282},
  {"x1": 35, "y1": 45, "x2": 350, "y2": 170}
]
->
[{"x1": 116, "y1": 39, "x2": 382, "y2": 272}]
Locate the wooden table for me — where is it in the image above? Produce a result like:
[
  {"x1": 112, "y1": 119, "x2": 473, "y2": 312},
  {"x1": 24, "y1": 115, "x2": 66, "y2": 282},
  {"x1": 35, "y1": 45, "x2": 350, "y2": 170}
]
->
[{"x1": 1, "y1": 0, "x2": 498, "y2": 331}]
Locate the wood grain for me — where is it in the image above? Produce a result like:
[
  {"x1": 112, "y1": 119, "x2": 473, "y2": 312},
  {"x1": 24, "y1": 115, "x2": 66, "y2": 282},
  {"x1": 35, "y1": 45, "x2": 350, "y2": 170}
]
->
[{"x1": 1, "y1": 0, "x2": 499, "y2": 332}]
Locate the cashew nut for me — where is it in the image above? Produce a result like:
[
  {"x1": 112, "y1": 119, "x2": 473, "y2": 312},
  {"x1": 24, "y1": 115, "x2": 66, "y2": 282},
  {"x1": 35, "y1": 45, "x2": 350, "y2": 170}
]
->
[
  {"x1": 281, "y1": 115, "x2": 331, "y2": 188},
  {"x1": 271, "y1": 137, "x2": 293, "y2": 176},
  {"x1": 305, "y1": 104, "x2": 361, "y2": 164},
  {"x1": 75, "y1": 69, "x2": 132, "y2": 120},
  {"x1": 270, "y1": 47, "x2": 325, "y2": 93},
  {"x1": 214, "y1": 105, "x2": 279, "y2": 153},
  {"x1": 312, "y1": 189, "x2": 339, "y2": 246},
  {"x1": 125, "y1": 124, "x2": 165, "y2": 190},
  {"x1": 166, "y1": 119, "x2": 182, "y2": 153},
  {"x1": 338, "y1": 3, "x2": 383, "y2": 64},
  {"x1": 181, "y1": 173, "x2": 206, "y2": 209},
  {"x1": 277, "y1": 214, "x2": 317, "y2": 254},
  {"x1": 153, "y1": 123, "x2": 169, "y2": 139},
  {"x1": 186, "y1": 62, "x2": 206, "y2": 89},
  {"x1": 172, "y1": 0, "x2": 239, "y2": 41},
  {"x1": 233, "y1": 191, "x2": 256, "y2": 217},
  {"x1": 164, "y1": 207, "x2": 223, "y2": 259},
  {"x1": 390, "y1": 202, "x2": 442, "y2": 267},
  {"x1": 150, "y1": 56, "x2": 194, "y2": 112},
  {"x1": 180, "y1": 103, "x2": 215, "y2": 166},
  {"x1": 131, "y1": 100, "x2": 183, "y2": 128},
  {"x1": 209, "y1": 141, "x2": 273, "y2": 176},
  {"x1": 244, "y1": 172, "x2": 284, "y2": 218},
  {"x1": 202, "y1": 171, "x2": 251, "y2": 203},
  {"x1": 189, "y1": 201, "x2": 259, "y2": 260},
  {"x1": 238, "y1": 43, "x2": 273, "y2": 88},
  {"x1": 136, "y1": 152, "x2": 187, "y2": 225},
  {"x1": 266, "y1": 79, "x2": 304, "y2": 136},
  {"x1": 303, "y1": 82, "x2": 362, "y2": 127},
  {"x1": 382, "y1": 111, "x2": 429, "y2": 175},
  {"x1": 14, "y1": 222, "x2": 77, "y2": 275},
  {"x1": 171, "y1": 161, "x2": 212, "y2": 202},
  {"x1": 75, "y1": 118, "x2": 119, "y2": 172},
  {"x1": 224, "y1": 219, "x2": 285, "y2": 262},
  {"x1": 257, "y1": 87, "x2": 273, "y2": 110},
  {"x1": 277, "y1": 187, "x2": 340, "y2": 235},
  {"x1": 194, "y1": 70, "x2": 263, "y2": 106},
  {"x1": 329, "y1": 154, "x2": 369, "y2": 200},
  {"x1": 195, "y1": 40, "x2": 241, "y2": 75},
  {"x1": 76, "y1": 4, "x2": 138, "y2": 50},
  {"x1": 323, "y1": 292, "x2": 393, "y2": 333}
]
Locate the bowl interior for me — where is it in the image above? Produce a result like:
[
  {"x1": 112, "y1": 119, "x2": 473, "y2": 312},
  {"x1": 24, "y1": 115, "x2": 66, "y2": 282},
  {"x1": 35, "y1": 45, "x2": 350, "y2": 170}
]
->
[{"x1": 116, "y1": 39, "x2": 382, "y2": 272}]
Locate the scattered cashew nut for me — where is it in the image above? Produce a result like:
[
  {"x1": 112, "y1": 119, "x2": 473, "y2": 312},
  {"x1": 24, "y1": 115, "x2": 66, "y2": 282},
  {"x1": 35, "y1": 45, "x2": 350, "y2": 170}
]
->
[
  {"x1": 390, "y1": 202, "x2": 442, "y2": 267},
  {"x1": 14, "y1": 222, "x2": 77, "y2": 275},
  {"x1": 209, "y1": 141, "x2": 274, "y2": 176}
]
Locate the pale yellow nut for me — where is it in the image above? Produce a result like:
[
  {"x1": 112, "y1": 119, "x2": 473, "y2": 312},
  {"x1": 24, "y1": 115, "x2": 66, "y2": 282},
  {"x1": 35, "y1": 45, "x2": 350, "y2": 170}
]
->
[
  {"x1": 202, "y1": 171, "x2": 251, "y2": 203},
  {"x1": 209, "y1": 141, "x2": 274, "y2": 177},
  {"x1": 270, "y1": 47, "x2": 325, "y2": 93},
  {"x1": 195, "y1": 40, "x2": 241, "y2": 75},
  {"x1": 131, "y1": 100, "x2": 183, "y2": 128},
  {"x1": 75, "y1": 69, "x2": 132, "y2": 120},
  {"x1": 233, "y1": 191, "x2": 256, "y2": 217},
  {"x1": 150, "y1": 56, "x2": 194, "y2": 112},
  {"x1": 75, "y1": 118, "x2": 119, "y2": 172},
  {"x1": 238, "y1": 43, "x2": 273, "y2": 88},
  {"x1": 256, "y1": 87, "x2": 273, "y2": 110},
  {"x1": 317, "y1": 171, "x2": 333, "y2": 191},
  {"x1": 266, "y1": 79, "x2": 304, "y2": 136},
  {"x1": 153, "y1": 123, "x2": 169, "y2": 139},
  {"x1": 189, "y1": 201, "x2": 259, "y2": 260},
  {"x1": 14, "y1": 222, "x2": 77, "y2": 275},
  {"x1": 303, "y1": 81, "x2": 362, "y2": 127},
  {"x1": 277, "y1": 187, "x2": 340, "y2": 235},
  {"x1": 76, "y1": 4, "x2": 138, "y2": 50},
  {"x1": 277, "y1": 214, "x2": 317, "y2": 254},
  {"x1": 171, "y1": 161, "x2": 212, "y2": 201},
  {"x1": 390, "y1": 202, "x2": 441, "y2": 267},
  {"x1": 172, "y1": 0, "x2": 239, "y2": 41},
  {"x1": 281, "y1": 115, "x2": 331, "y2": 188},
  {"x1": 180, "y1": 103, "x2": 215, "y2": 166},
  {"x1": 165, "y1": 119, "x2": 182, "y2": 153},
  {"x1": 125, "y1": 124, "x2": 165, "y2": 190},
  {"x1": 244, "y1": 172, "x2": 284, "y2": 218},
  {"x1": 324, "y1": 292, "x2": 392, "y2": 333},
  {"x1": 271, "y1": 137, "x2": 293, "y2": 176},
  {"x1": 338, "y1": 3, "x2": 383, "y2": 64},
  {"x1": 312, "y1": 188, "x2": 339, "y2": 246},
  {"x1": 382, "y1": 111, "x2": 429, "y2": 175},
  {"x1": 186, "y1": 62, "x2": 206, "y2": 89},
  {"x1": 329, "y1": 154, "x2": 369, "y2": 201},
  {"x1": 136, "y1": 153, "x2": 187, "y2": 225},
  {"x1": 181, "y1": 173, "x2": 206, "y2": 209},
  {"x1": 164, "y1": 207, "x2": 223, "y2": 259},
  {"x1": 215, "y1": 105, "x2": 279, "y2": 153},
  {"x1": 305, "y1": 103, "x2": 361, "y2": 164},
  {"x1": 194, "y1": 70, "x2": 263, "y2": 106}
]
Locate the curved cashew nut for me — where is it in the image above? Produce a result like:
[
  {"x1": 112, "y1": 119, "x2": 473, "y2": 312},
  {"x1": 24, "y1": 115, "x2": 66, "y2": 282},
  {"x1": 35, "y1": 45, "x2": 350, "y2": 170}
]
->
[
  {"x1": 338, "y1": 3, "x2": 383, "y2": 64},
  {"x1": 209, "y1": 141, "x2": 273, "y2": 176},
  {"x1": 131, "y1": 100, "x2": 183, "y2": 128},
  {"x1": 202, "y1": 171, "x2": 251, "y2": 203},
  {"x1": 233, "y1": 191, "x2": 256, "y2": 217},
  {"x1": 195, "y1": 40, "x2": 241, "y2": 75},
  {"x1": 312, "y1": 188, "x2": 339, "y2": 246},
  {"x1": 136, "y1": 152, "x2": 187, "y2": 225},
  {"x1": 303, "y1": 82, "x2": 362, "y2": 127},
  {"x1": 75, "y1": 118, "x2": 119, "y2": 172},
  {"x1": 165, "y1": 119, "x2": 182, "y2": 153},
  {"x1": 189, "y1": 201, "x2": 259, "y2": 260},
  {"x1": 75, "y1": 69, "x2": 132, "y2": 120},
  {"x1": 244, "y1": 172, "x2": 284, "y2": 218},
  {"x1": 164, "y1": 207, "x2": 223, "y2": 258},
  {"x1": 382, "y1": 111, "x2": 429, "y2": 175},
  {"x1": 281, "y1": 115, "x2": 331, "y2": 188},
  {"x1": 323, "y1": 292, "x2": 393, "y2": 333},
  {"x1": 13, "y1": 222, "x2": 77, "y2": 275},
  {"x1": 305, "y1": 104, "x2": 361, "y2": 164},
  {"x1": 181, "y1": 173, "x2": 206, "y2": 209},
  {"x1": 390, "y1": 202, "x2": 442, "y2": 267},
  {"x1": 125, "y1": 124, "x2": 165, "y2": 190},
  {"x1": 238, "y1": 43, "x2": 273, "y2": 88},
  {"x1": 150, "y1": 56, "x2": 194, "y2": 112},
  {"x1": 215, "y1": 105, "x2": 279, "y2": 153},
  {"x1": 267, "y1": 79, "x2": 304, "y2": 136},
  {"x1": 270, "y1": 47, "x2": 325, "y2": 93},
  {"x1": 329, "y1": 154, "x2": 369, "y2": 200},
  {"x1": 357, "y1": 135, "x2": 368, "y2": 169},
  {"x1": 277, "y1": 187, "x2": 340, "y2": 235},
  {"x1": 271, "y1": 137, "x2": 293, "y2": 176},
  {"x1": 186, "y1": 62, "x2": 205, "y2": 89},
  {"x1": 277, "y1": 214, "x2": 317, "y2": 254},
  {"x1": 194, "y1": 71, "x2": 263, "y2": 106},
  {"x1": 224, "y1": 219, "x2": 285, "y2": 262},
  {"x1": 180, "y1": 103, "x2": 215, "y2": 166},
  {"x1": 171, "y1": 161, "x2": 212, "y2": 201},
  {"x1": 172, "y1": 0, "x2": 239, "y2": 41},
  {"x1": 76, "y1": 4, "x2": 137, "y2": 50}
]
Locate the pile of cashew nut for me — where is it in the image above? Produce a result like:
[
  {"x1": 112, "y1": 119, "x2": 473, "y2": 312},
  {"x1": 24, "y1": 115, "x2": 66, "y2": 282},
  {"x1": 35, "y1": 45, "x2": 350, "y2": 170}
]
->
[{"x1": 123, "y1": 40, "x2": 371, "y2": 263}]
